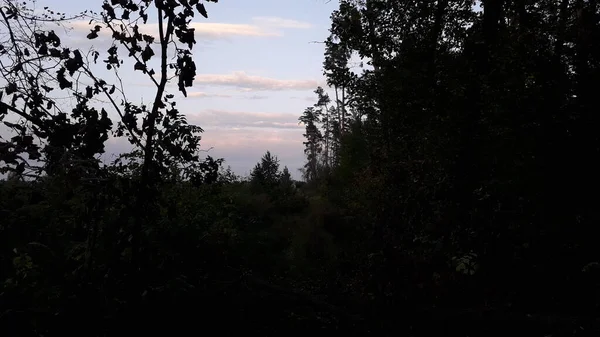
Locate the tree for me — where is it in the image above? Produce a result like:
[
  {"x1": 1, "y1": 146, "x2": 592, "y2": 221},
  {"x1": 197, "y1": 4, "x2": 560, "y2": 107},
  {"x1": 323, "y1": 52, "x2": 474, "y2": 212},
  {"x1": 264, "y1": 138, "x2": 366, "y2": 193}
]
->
[
  {"x1": 279, "y1": 165, "x2": 292, "y2": 189},
  {"x1": 250, "y1": 150, "x2": 281, "y2": 189},
  {"x1": 86, "y1": 0, "x2": 219, "y2": 268},
  {"x1": 300, "y1": 85, "x2": 350, "y2": 180},
  {"x1": 0, "y1": 0, "x2": 223, "y2": 303},
  {"x1": 0, "y1": 0, "x2": 220, "y2": 184},
  {"x1": 318, "y1": 0, "x2": 600, "y2": 325},
  {"x1": 313, "y1": 86, "x2": 332, "y2": 170},
  {"x1": 1, "y1": 1, "x2": 224, "y2": 335},
  {"x1": 90, "y1": 0, "x2": 219, "y2": 185},
  {"x1": 0, "y1": 2, "x2": 112, "y2": 179},
  {"x1": 299, "y1": 106, "x2": 322, "y2": 182},
  {"x1": 323, "y1": 32, "x2": 354, "y2": 157}
]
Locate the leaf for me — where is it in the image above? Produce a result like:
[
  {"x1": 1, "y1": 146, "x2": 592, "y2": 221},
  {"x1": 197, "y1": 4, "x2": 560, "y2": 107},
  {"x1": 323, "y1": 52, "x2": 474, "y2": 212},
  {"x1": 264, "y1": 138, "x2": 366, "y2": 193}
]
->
[
  {"x1": 56, "y1": 67, "x2": 72, "y2": 89},
  {"x1": 4, "y1": 121, "x2": 25, "y2": 133},
  {"x1": 126, "y1": 2, "x2": 139, "y2": 11},
  {"x1": 142, "y1": 34, "x2": 155, "y2": 43},
  {"x1": 49, "y1": 48, "x2": 60, "y2": 57},
  {"x1": 196, "y1": 3, "x2": 208, "y2": 18},
  {"x1": 28, "y1": 150, "x2": 41, "y2": 160},
  {"x1": 38, "y1": 44, "x2": 48, "y2": 55},
  {"x1": 102, "y1": 3, "x2": 116, "y2": 19},
  {"x1": 134, "y1": 61, "x2": 146, "y2": 72},
  {"x1": 141, "y1": 45, "x2": 154, "y2": 62},
  {"x1": 65, "y1": 50, "x2": 84, "y2": 75},
  {"x1": 47, "y1": 31, "x2": 61, "y2": 47},
  {"x1": 16, "y1": 162, "x2": 25, "y2": 174},
  {"x1": 87, "y1": 30, "x2": 99, "y2": 39},
  {"x1": 6, "y1": 82, "x2": 17, "y2": 95}
]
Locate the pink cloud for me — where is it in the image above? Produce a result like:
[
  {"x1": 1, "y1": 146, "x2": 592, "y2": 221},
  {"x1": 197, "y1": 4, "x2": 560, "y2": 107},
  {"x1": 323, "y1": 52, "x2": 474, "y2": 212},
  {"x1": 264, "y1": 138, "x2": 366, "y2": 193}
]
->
[
  {"x1": 99, "y1": 108, "x2": 307, "y2": 176},
  {"x1": 186, "y1": 109, "x2": 303, "y2": 130},
  {"x1": 194, "y1": 71, "x2": 321, "y2": 91}
]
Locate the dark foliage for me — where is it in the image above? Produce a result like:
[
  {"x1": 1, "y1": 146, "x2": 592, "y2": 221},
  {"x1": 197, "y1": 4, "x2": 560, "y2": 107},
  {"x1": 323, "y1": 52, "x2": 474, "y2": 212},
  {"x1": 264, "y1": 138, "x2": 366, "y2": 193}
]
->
[{"x1": 2, "y1": 0, "x2": 600, "y2": 336}]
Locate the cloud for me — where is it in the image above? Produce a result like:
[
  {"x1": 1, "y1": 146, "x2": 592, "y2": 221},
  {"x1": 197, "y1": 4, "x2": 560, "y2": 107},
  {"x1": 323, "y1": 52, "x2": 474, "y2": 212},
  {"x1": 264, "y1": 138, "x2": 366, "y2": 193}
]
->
[
  {"x1": 199, "y1": 127, "x2": 305, "y2": 177},
  {"x1": 187, "y1": 91, "x2": 233, "y2": 98},
  {"x1": 187, "y1": 92, "x2": 269, "y2": 100},
  {"x1": 98, "y1": 119, "x2": 305, "y2": 178},
  {"x1": 62, "y1": 15, "x2": 311, "y2": 44},
  {"x1": 194, "y1": 71, "x2": 320, "y2": 91},
  {"x1": 291, "y1": 96, "x2": 316, "y2": 102},
  {"x1": 187, "y1": 109, "x2": 301, "y2": 130},
  {"x1": 65, "y1": 20, "x2": 278, "y2": 40},
  {"x1": 187, "y1": 22, "x2": 279, "y2": 39},
  {"x1": 245, "y1": 95, "x2": 269, "y2": 100},
  {"x1": 183, "y1": 109, "x2": 306, "y2": 174},
  {"x1": 251, "y1": 17, "x2": 313, "y2": 29}
]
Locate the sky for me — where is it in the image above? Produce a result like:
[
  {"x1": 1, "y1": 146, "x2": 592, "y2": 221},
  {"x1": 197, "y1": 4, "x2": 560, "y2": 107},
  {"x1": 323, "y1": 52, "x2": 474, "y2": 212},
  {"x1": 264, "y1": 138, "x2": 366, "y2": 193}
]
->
[{"x1": 24, "y1": 0, "x2": 341, "y2": 179}]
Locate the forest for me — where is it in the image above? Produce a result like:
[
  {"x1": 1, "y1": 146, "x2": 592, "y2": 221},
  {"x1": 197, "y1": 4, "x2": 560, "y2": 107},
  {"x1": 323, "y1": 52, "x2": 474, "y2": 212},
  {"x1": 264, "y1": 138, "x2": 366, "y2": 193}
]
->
[{"x1": 1, "y1": 0, "x2": 600, "y2": 336}]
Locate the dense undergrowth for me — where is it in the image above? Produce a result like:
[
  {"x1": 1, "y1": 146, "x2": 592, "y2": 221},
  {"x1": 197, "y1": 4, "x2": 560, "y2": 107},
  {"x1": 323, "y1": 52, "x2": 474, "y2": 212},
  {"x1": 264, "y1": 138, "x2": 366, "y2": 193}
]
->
[{"x1": 2, "y1": 165, "x2": 599, "y2": 336}]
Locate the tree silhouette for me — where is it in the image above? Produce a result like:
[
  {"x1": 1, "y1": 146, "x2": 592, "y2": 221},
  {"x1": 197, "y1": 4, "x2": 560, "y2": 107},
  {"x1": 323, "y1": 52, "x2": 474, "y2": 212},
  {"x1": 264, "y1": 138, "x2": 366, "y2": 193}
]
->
[
  {"x1": 250, "y1": 150, "x2": 281, "y2": 189},
  {"x1": 3, "y1": 0, "x2": 600, "y2": 335},
  {"x1": 0, "y1": 2, "x2": 112, "y2": 179}
]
